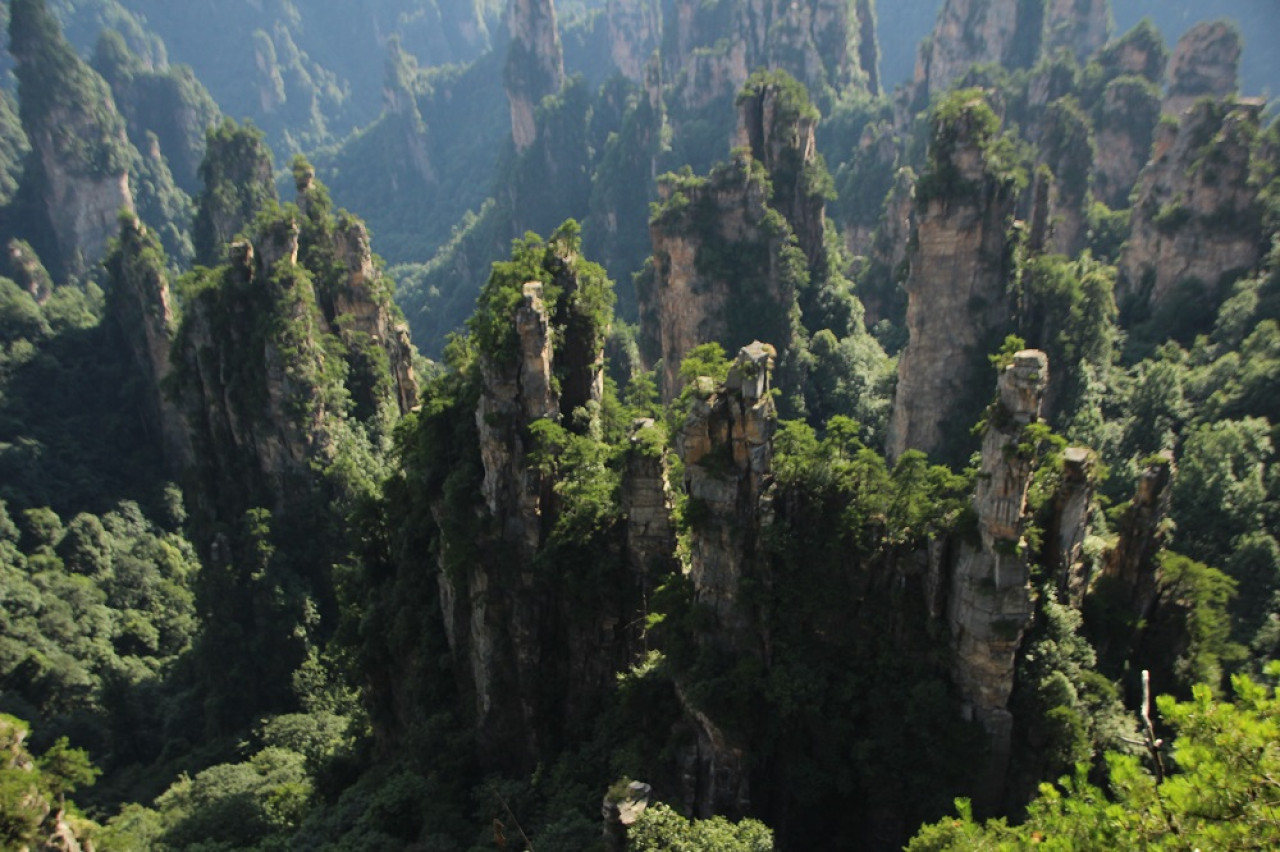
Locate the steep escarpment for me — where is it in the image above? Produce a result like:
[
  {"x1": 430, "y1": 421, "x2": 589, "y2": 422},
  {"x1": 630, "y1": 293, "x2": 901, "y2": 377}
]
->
[
  {"x1": 888, "y1": 91, "x2": 1021, "y2": 465},
  {"x1": 9, "y1": 0, "x2": 134, "y2": 279},
  {"x1": 1120, "y1": 98, "x2": 1272, "y2": 321}
]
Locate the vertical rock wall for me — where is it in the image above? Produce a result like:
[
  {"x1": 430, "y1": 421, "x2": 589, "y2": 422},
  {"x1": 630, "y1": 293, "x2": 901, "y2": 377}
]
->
[
  {"x1": 948, "y1": 350, "x2": 1049, "y2": 807},
  {"x1": 1120, "y1": 98, "x2": 1269, "y2": 313},
  {"x1": 887, "y1": 96, "x2": 1018, "y2": 464},
  {"x1": 504, "y1": 0, "x2": 565, "y2": 152}
]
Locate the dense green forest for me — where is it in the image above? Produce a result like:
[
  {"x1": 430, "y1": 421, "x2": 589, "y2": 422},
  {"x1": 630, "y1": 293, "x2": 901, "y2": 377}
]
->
[{"x1": 0, "y1": 0, "x2": 1278, "y2": 849}]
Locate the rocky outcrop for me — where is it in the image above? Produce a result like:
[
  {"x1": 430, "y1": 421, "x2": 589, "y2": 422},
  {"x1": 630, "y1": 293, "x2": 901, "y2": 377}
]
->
[
  {"x1": 1164, "y1": 21, "x2": 1241, "y2": 117},
  {"x1": 1102, "y1": 452, "x2": 1175, "y2": 625},
  {"x1": 504, "y1": 0, "x2": 565, "y2": 152},
  {"x1": 330, "y1": 217, "x2": 419, "y2": 414},
  {"x1": 736, "y1": 74, "x2": 824, "y2": 267},
  {"x1": 192, "y1": 119, "x2": 278, "y2": 267},
  {"x1": 1120, "y1": 98, "x2": 1270, "y2": 313},
  {"x1": 603, "y1": 780, "x2": 652, "y2": 851},
  {"x1": 175, "y1": 237, "x2": 329, "y2": 520},
  {"x1": 677, "y1": 342, "x2": 776, "y2": 647},
  {"x1": 623, "y1": 419, "x2": 677, "y2": 576},
  {"x1": 644, "y1": 153, "x2": 799, "y2": 401},
  {"x1": 664, "y1": 0, "x2": 877, "y2": 135},
  {"x1": 913, "y1": 0, "x2": 1028, "y2": 102},
  {"x1": 1039, "y1": 97, "x2": 1094, "y2": 257},
  {"x1": 476, "y1": 281, "x2": 559, "y2": 556},
  {"x1": 105, "y1": 214, "x2": 193, "y2": 472},
  {"x1": 1044, "y1": 0, "x2": 1109, "y2": 64},
  {"x1": 887, "y1": 95, "x2": 1018, "y2": 465},
  {"x1": 10, "y1": 0, "x2": 134, "y2": 277},
  {"x1": 949, "y1": 350, "x2": 1049, "y2": 806},
  {"x1": 1048, "y1": 447, "x2": 1096, "y2": 606},
  {"x1": 1091, "y1": 75, "x2": 1162, "y2": 209},
  {"x1": 606, "y1": 0, "x2": 660, "y2": 83},
  {"x1": 382, "y1": 40, "x2": 435, "y2": 186}
]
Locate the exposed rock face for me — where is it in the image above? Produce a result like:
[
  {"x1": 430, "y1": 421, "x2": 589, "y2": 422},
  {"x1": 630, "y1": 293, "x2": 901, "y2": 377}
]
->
[
  {"x1": 1044, "y1": 0, "x2": 1110, "y2": 63},
  {"x1": 1091, "y1": 76, "x2": 1162, "y2": 209},
  {"x1": 192, "y1": 120, "x2": 278, "y2": 267},
  {"x1": 887, "y1": 97, "x2": 1018, "y2": 464},
  {"x1": 603, "y1": 780, "x2": 652, "y2": 851},
  {"x1": 949, "y1": 350, "x2": 1049, "y2": 806},
  {"x1": 644, "y1": 153, "x2": 798, "y2": 401},
  {"x1": 623, "y1": 419, "x2": 677, "y2": 576},
  {"x1": 330, "y1": 218, "x2": 419, "y2": 413},
  {"x1": 677, "y1": 342, "x2": 776, "y2": 647},
  {"x1": 476, "y1": 282, "x2": 559, "y2": 555},
  {"x1": 663, "y1": 0, "x2": 876, "y2": 144},
  {"x1": 1048, "y1": 447, "x2": 1096, "y2": 606},
  {"x1": 33, "y1": 132, "x2": 134, "y2": 275},
  {"x1": 383, "y1": 41, "x2": 436, "y2": 186},
  {"x1": 736, "y1": 76, "x2": 823, "y2": 267},
  {"x1": 504, "y1": 0, "x2": 565, "y2": 152},
  {"x1": 9, "y1": 0, "x2": 135, "y2": 277},
  {"x1": 607, "y1": 0, "x2": 660, "y2": 83},
  {"x1": 1039, "y1": 98, "x2": 1094, "y2": 257},
  {"x1": 105, "y1": 215, "x2": 193, "y2": 472},
  {"x1": 1103, "y1": 452, "x2": 1175, "y2": 625},
  {"x1": 859, "y1": 166, "x2": 915, "y2": 328},
  {"x1": 1164, "y1": 21, "x2": 1241, "y2": 117},
  {"x1": 669, "y1": 343, "x2": 775, "y2": 819},
  {"x1": 1120, "y1": 99, "x2": 1270, "y2": 313},
  {"x1": 914, "y1": 0, "x2": 1025, "y2": 100},
  {"x1": 175, "y1": 238, "x2": 330, "y2": 520}
]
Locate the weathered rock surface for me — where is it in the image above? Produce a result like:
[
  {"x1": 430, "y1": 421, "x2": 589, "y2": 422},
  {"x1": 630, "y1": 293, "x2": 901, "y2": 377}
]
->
[
  {"x1": 644, "y1": 153, "x2": 796, "y2": 400},
  {"x1": 9, "y1": 0, "x2": 135, "y2": 277},
  {"x1": 887, "y1": 96, "x2": 1018, "y2": 464},
  {"x1": 105, "y1": 214, "x2": 192, "y2": 472},
  {"x1": 623, "y1": 419, "x2": 677, "y2": 576},
  {"x1": 1120, "y1": 98, "x2": 1270, "y2": 312},
  {"x1": 606, "y1": 0, "x2": 661, "y2": 83},
  {"x1": 677, "y1": 342, "x2": 776, "y2": 647},
  {"x1": 505, "y1": 0, "x2": 565, "y2": 152},
  {"x1": 915, "y1": 0, "x2": 1022, "y2": 100},
  {"x1": 1091, "y1": 75, "x2": 1162, "y2": 209},
  {"x1": 1044, "y1": 0, "x2": 1110, "y2": 64},
  {"x1": 949, "y1": 350, "x2": 1049, "y2": 805},
  {"x1": 1164, "y1": 21, "x2": 1241, "y2": 117},
  {"x1": 1103, "y1": 452, "x2": 1175, "y2": 625},
  {"x1": 736, "y1": 76, "x2": 824, "y2": 267},
  {"x1": 1048, "y1": 447, "x2": 1096, "y2": 606},
  {"x1": 330, "y1": 216, "x2": 419, "y2": 414}
]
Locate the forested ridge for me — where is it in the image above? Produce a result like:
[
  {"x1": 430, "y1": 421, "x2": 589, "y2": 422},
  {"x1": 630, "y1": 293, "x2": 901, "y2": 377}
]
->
[{"x1": 0, "y1": 0, "x2": 1278, "y2": 849}]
